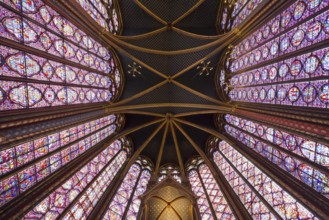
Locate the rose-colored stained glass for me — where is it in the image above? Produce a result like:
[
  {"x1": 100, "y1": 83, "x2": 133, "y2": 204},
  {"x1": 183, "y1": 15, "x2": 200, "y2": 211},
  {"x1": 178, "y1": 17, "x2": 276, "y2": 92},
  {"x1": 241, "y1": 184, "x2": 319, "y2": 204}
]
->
[
  {"x1": 75, "y1": 0, "x2": 120, "y2": 34},
  {"x1": 213, "y1": 149, "x2": 276, "y2": 219},
  {"x1": 212, "y1": 141, "x2": 316, "y2": 219},
  {"x1": 0, "y1": 1, "x2": 123, "y2": 111},
  {"x1": 0, "y1": 115, "x2": 118, "y2": 206},
  {"x1": 231, "y1": 0, "x2": 264, "y2": 28},
  {"x1": 22, "y1": 138, "x2": 127, "y2": 219},
  {"x1": 224, "y1": 115, "x2": 329, "y2": 197},
  {"x1": 187, "y1": 158, "x2": 235, "y2": 220},
  {"x1": 227, "y1": 1, "x2": 329, "y2": 109},
  {"x1": 102, "y1": 158, "x2": 152, "y2": 220},
  {"x1": 63, "y1": 150, "x2": 127, "y2": 219},
  {"x1": 158, "y1": 164, "x2": 182, "y2": 183}
]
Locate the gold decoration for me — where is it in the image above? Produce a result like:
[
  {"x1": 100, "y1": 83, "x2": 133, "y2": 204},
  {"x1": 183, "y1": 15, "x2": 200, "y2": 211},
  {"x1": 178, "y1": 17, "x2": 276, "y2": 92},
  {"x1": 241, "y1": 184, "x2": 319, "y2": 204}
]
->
[
  {"x1": 196, "y1": 61, "x2": 214, "y2": 76},
  {"x1": 128, "y1": 62, "x2": 142, "y2": 77}
]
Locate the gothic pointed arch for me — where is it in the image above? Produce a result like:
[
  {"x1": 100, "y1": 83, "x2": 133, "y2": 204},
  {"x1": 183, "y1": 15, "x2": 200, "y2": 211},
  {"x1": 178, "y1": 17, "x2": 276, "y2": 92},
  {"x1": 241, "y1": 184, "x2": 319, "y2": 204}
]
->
[{"x1": 0, "y1": 0, "x2": 329, "y2": 219}]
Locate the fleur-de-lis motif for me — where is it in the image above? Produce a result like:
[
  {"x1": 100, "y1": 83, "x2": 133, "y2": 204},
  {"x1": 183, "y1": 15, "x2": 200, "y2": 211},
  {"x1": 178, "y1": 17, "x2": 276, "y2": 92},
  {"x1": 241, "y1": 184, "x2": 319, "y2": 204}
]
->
[
  {"x1": 196, "y1": 61, "x2": 213, "y2": 76},
  {"x1": 128, "y1": 62, "x2": 142, "y2": 77}
]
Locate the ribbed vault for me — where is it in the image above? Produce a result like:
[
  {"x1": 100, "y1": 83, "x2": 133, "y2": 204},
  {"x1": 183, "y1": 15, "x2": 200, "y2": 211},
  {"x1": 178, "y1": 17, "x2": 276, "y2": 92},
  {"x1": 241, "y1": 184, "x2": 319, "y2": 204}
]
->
[
  {"x1": 110, "y1": 0, "x2": 236, "y2": 171},
  {"x1": 2, "y1": 0, "x2": 329, "y2": 219}
]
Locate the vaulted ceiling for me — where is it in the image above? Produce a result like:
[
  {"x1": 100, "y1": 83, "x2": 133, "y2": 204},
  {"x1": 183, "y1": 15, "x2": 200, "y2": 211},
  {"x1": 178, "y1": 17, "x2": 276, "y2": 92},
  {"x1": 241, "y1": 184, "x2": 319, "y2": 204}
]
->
[{"x1": 111, "y1": 0, "x2": 234, "y2": 171}]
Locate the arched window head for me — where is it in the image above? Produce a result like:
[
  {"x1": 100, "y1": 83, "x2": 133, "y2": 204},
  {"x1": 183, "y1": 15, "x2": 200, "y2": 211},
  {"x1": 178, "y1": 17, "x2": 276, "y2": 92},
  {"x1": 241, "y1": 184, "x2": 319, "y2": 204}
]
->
[
  {"x1": 220, "y1": 0, "x2": 265, "y2": 31},
  {"x1": 228, "y1": 1, "x2": 329, "y2": 109},
  {"x1": 75, "y1": 0, "x2": 121, "y2": 34},
  {"x1": 158, "y1": 163, "x2": 182, "y2": 183},
  {"x1": 185, "y1": 156, "x2": 204, "y2": 173},
  {"x1": 0, "y1": 0, "x2": 124, "y2": 111}
]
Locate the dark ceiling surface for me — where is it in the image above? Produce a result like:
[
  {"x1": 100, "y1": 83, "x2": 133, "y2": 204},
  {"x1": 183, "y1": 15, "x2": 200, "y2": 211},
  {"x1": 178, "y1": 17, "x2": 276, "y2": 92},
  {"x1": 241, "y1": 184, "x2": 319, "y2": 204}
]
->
[{"x1": 117, "y1": 0, "x2": 223, "y2": 170}]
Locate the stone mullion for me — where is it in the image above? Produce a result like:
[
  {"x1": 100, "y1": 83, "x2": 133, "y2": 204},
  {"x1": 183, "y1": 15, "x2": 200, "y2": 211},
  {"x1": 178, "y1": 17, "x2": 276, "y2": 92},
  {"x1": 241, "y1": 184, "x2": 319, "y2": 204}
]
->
[
  {"x1": 236, "y1": 75, "x2": 329, "y2": 89},
  {"x1": 136, "y1": 202, "x2": 145, "y2": 220},
  {"x1": 0, "y1": 75, "x2": 110, "y2": 90},
  {"x1": 208, "y1": 157, "x2": 253, "y2": 220},
  {"x1": 232, "y1": 0, "x2": 326, "y2": 54},
  {"x1": 48, "y1": 1, "x2": 118, "y2": 76},
  {"x1": 0, "y1": 120, "x2": 117, "y2": 186},
  {"x1": 234, "y1": 0, "x2": 276, "y2": 31},
  {"x1": 232, "y1": 0, "x2": 251, "y2": 20},
  {"x1": 45, "y1": 0, "x2": 107, "y2": 49},
  {"x1": 173, "y1": 119, "x2": 251, "y2": 219},
  {"x1": 55, "y1": 0, "x2": 104, "y2": 41},
  {"x1": 234, "y1": 38, "x2": 329, "y2": 75},
  {"x1": 0, "y1": 37, "x2": 105, "y2": 75},
  {"x1": 0, "y1": 107, "x2": 107, "y2": 146},
  {"x1": 193, "y1": 203, "x2": 202, "y2": 220},
  {"x1": 215, "y1": 0, "x2": 226, "y2": 34},
  {"x1": 86, "y1": 0, "x2": 109, "y2": 29},
  {"x1": 0, "y1": 135, "x2": 119, "y2": 219},
  {"x1": 213, "y1": 145, "x2": 283, "y2": 220},
  {"x1": 224, "y1": 133, "x2": 329, "y2": 219},
  {"x1": 234, "y1": 2, "x2": 329, "y2": 59},
  {"x1": 113, "y1": 0, "x2": 123, "y2": 34},
  {"x1": 122, "y1": 168, "x2": 143, "y2": 220},
  {"x1": 227, "y1": 123, "x2": 329, "y2": 178},
  {"x1": 57, "y1": 149, "x2": 125, "y2": 219},
  {"x1": 87, "y1": 160, "x2": 132, "y2": 220},
  {"x1": 0, "y1": 102, "x2": 103, "y2": 119},
  {"x1": 205, "y1": 138, "x2": 253, "y2": 220},
  {"x1": 233, "y1": 108, "x2": 329, "y2": 145},
  {"x1": 88, "y1": 119, "x2": 167, "y2": 220},
  {"x1": 42, "y1": 0, "x2": 125, "y2": 101},
  {"x1": 0, "y1": 1, "x2": 108, "y2": 64},
  {"x1": 110, "y1": 47, "x2": 125, "y2": 102},
  {"x1": 196, "y1": 168, "x2": 218, "y2": 220},
  {"x1": 231, "y1": 0, "x2": 289, "y2": 45}
]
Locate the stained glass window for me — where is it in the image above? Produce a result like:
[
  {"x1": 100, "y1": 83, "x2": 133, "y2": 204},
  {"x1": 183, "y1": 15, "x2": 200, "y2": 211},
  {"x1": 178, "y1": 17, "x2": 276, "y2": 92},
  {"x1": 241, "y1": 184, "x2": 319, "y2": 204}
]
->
[
  {"x1": 230, "y1": 0, "x2": 264, "y2": 28},
  {"x1": 0, "y1": 114, "x2": 120, "y2": 206},
  {"x1": 221, "y1": 6, "x2": 228, "y2": 31},
  {"x1": 21, "y1": 137, "x2": 130, "y2": 219},
  {"x1": 75, "y1": 0, "x2": 120, "y2": 34},
  {"x1": 158, "y1": 164, "x2": 182, "y2": 183},
  {"x1": 186, "y1": 157, "x2": 235, "y2": 220},
  {"x1": 102, "y1": 157, "x2": 153, "y2": 220},
  {"x1": 224, "y1": 114, "x2": 329, "y2": 197},
  {"x1": 227, "y1": 0, "x2": 329, "y2": 108},
  {"x1": 212, "y1": 140, "x2": 316, "y2": 219},
  {"x1": 0, "y1": 0, "x2": 122, "y2": 111}
]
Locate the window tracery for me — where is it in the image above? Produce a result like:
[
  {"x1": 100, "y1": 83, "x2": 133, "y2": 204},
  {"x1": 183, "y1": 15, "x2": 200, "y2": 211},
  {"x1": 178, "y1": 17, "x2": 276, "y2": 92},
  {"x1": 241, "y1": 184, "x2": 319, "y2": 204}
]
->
[
  {"x1": 0, "y1": 114, "x2": 120, "y2": 206},
  {"x1": 228, "y1": 0, "x2": 329, "y2": 108},
  {"x1": 231, "y1": 0, "x2": 264, "y2": 28},
  {"x1": 0, "y1": 0, "x2": 327, "y2": 219},
  {"x1": 22, "y1": 137, "x2": 130, "y2": 219},
  {"x1": 224, "y1": 114, "x2": 329, "y2": 197},
  {"x1": 220, "y1": 0, "x2": 265, "y2": 31},
  {"x1": 0, "y1": 0, "x2": 122, "y2": 110},
  {"x1": 75, "y1": 0, "x2": 120, "y2": 34},
  {"x1": 102, "y1": 157, "x2": 153, "y2": 220},
  {"x1": 186, "y1": 157, "x2": 235, "y2": 220},
  {"x1": 212, "y1": 140, "x2": 317, "y2": 219},
  {"x1": 158, "y1": 164, "x2": 182, "y2": 183}
]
